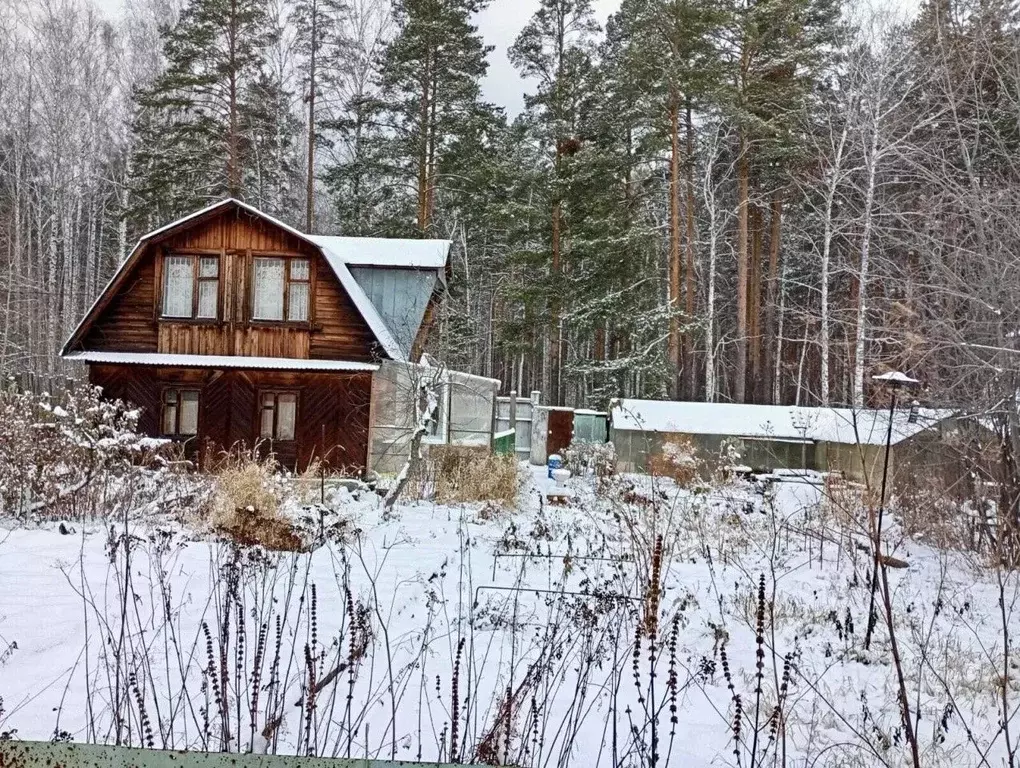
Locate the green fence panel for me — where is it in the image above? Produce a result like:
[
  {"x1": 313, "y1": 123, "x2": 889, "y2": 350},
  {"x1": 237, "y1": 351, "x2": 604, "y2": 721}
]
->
[
  {"x1": 493, "y1": 427, "x2": 516, "y2": 456},
  {"x1": 0, "y1": 741, "x2": 486, "y2": 768}
]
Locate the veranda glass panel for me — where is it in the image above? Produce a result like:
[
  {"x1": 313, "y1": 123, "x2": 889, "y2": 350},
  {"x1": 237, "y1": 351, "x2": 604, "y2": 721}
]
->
[
  {"x1": 260, "y1": 394, "x2": 275, "y2": 439},
  {"x1": 277, "y1": 393, "x2": 297, "y2": 440},
  {"x1": 163, "y1": 256, "x2": 193, "y2": 317},
  {"x1": 179, "y1": 391, "x2": 199, "y2": 435},
  {"x1": 253, "y1": 258, "x2": 285, "y2": 320},
  {"x1": 162, "y1": 390, "x2": 178, "y2": 434}
]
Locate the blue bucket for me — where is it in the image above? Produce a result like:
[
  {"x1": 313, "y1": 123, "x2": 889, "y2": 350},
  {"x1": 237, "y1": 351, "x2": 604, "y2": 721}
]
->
[{"x1": 547, "y1": 454, "x2": 563, "y2": 479}]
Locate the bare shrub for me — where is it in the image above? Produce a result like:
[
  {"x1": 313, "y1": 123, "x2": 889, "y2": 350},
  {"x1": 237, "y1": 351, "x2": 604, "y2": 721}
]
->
[
  {"x1": 410, "y1": 446, "x2": 520, "y2": 505},
  {"x1": 562, "y1": 439, "x2": 616, "y2": 480},
  {"x1": 209, "y1": 450, "x2": 304, "y2": 551},
  {"x1": 648, "y1": 435, "x2": 703, "y2": 486}
]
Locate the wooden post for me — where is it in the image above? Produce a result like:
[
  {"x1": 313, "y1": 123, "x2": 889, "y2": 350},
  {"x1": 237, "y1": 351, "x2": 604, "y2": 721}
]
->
[{"x1": 509, "y1": 389, "x2": 517, "y2": 434}]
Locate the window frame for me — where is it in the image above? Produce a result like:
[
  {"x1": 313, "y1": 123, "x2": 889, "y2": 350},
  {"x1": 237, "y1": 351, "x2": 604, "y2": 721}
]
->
[
  {"x1": 160, "y1": 387, "x2": 200, "y2": 438},
  {"x1": 258, "y1": 390, "x2": 299, "y2": 443},
  {"x1": 160, "y1": 252, "x2": 221, "y2": 322},
  {"x1": 422, "y1": 381, "x2": 450, "y2": 445},
  {"x1": 249, "y1": 254, "x2": 313, "y2": 325}
]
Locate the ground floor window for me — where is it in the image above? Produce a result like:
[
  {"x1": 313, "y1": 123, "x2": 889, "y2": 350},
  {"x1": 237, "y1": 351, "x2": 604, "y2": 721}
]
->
[
  {"x1": 260, "y1": 391, "x2": 297, "y2": 441},
  {"x1": 162, "y1": 388, "x2": 199, "y2": 436}
]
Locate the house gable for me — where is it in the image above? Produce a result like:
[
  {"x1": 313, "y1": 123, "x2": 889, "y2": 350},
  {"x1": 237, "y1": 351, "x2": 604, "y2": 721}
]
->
[{"x1": 65, "y1": 200, "x2": 399, "y2": 362}]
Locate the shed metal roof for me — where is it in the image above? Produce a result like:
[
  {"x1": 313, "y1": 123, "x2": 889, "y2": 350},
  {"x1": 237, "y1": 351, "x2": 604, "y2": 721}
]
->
[{"x1": 609, "y1": 399, "x2": 954, "y2": 447}]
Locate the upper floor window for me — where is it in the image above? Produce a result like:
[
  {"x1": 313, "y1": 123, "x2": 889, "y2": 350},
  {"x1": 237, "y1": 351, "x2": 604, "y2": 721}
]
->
[
  {"x1": 163, "y1": 254, "x2": 219, "y2": 319},
  {"x1": 252, "y1": 257, "x2": 310, "y2": 322}
]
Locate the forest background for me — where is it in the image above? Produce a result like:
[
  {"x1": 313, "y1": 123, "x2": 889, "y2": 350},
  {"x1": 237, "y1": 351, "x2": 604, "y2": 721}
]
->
[{"x1": 0, "y1": 0, "x2": 1015, "y2": 416}]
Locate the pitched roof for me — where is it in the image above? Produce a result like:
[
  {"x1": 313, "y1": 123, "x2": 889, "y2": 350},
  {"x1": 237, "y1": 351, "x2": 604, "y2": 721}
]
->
[
  {"x1": 64, "y1": 351, "x2": 379, "y2": 372},
  {"x1": 609, "y1": 399, "x2": 955, "y2": 447},
  {"x1": 61, "y1": 199, "x2": 450, "y2": 362}
]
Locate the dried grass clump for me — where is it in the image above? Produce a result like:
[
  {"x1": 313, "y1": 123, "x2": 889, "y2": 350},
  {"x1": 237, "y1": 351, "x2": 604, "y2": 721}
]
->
[
  {"x1": 649, "y1": 436, "x2": 703, "y2": 487},
  {"x1": 416, "y1": 445, "x2": 520, "y2": 505},
  {"x1": 209, "y1": 450, "x2": 304, "y2": 551}
]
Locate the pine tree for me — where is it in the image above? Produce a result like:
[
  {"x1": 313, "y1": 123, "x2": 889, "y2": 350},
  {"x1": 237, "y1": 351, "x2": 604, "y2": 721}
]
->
[
  {"x1": 128, "y1": 0, "x2": 277, "y2": 227},
  {"x1": 319, "y1": 0, "x2": 391, "y2": 235},
  {"x1": 378, "y1": 0, "x2": 492, "y2": 236},
  {"x1": 726, "y1": 0, "x2": 842, "y2": 402},
  {"x1": 617, "y1": 0, "x2": 728, "y2": 399},
  {"x1": 293, "y1": 0, "x2": 346, "y2": 231},
  {"x1": 510, "y1": 0, "x2": 600, "y2": 405}
]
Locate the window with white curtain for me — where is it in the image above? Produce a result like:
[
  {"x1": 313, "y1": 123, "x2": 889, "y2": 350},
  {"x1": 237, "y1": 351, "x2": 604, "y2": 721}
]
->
[
  {"x1": 288, "y1": 259, "x2": 310, "y2": 321},
  {"x1": 162, "y1": 254, "x2": 218, "y2": 319},
  {"x1": 252, "y1": 257, "x2": 310, "y2": 322},
  {"x1": 253, "y1": 258, "x2": 285, "y2": 320},
  {"x1": 162, "y1": 389, "x2": 199, "y2": 436},
  {"x1": 260, "y1": 391, "x2": 297, "y2": 441},
  {"x1": 163, "y1": 256, "x2": 194, "y2": 317}
]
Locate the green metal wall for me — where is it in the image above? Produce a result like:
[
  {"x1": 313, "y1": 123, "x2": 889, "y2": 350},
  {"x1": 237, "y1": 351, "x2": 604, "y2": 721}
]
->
[{"x1": 0, "y1": 741, "x2": 479, "y2": 768}]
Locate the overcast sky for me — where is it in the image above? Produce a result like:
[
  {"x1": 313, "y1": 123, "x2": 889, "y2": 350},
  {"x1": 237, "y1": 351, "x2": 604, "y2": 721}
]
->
[
  {"x1": 91, "y1": 0, "x2": 913, "y2": 115},
  {"x1": 91, "y1": 0, "x2": 620, "y2": 114}
]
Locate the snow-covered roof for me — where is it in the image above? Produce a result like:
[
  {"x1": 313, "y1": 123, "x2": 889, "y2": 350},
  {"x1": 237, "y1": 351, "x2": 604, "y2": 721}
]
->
[
  {"x1": 64, "y1": 351, "x2": 380, "y2": 372},
  {"x1": 609, "y1": 399, "x2": 954, "y2": 446},
  {"x1": 62, "y1": 199, "x2": 450, "y2": 363},
  {"x1": 308, "y1": 235, "x2": 450, "y2": 270}
]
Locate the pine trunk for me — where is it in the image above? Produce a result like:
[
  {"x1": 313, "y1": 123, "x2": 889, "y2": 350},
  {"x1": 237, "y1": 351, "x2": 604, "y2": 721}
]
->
[
  {"x1": 749, "y1": 201, "x2": 763, "y2": 402},
  {"x1": 683, "y1": 101, "x2": 697, "y2": 400},
  {"x1": 227, "y1": 0, "x2": 241, "y2": 197},
  {"x1": 305, "y1": 0, "x2": 317, "y2": 232},
  {"x1": 667, "y1": 100, "x2": 682, "y2": 398},
  {"x1": 765, "y1": 193, "x2": 782, "y2": 403},
  {"x1": 416, "y1": 49, "x2": 432, "y2": 233}
]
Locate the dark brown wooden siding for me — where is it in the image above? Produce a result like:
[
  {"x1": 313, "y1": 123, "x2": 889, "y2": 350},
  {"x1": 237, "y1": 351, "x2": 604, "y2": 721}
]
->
[
  {"x1": 82, "y1": 258, "x2": 159, "y2": 352},
  {"x1": 76, "y1": 205, "x2": 380, "y2": 362},
  {"x1": 88, "y1": 364, "x2": 372, "y2": 473}
]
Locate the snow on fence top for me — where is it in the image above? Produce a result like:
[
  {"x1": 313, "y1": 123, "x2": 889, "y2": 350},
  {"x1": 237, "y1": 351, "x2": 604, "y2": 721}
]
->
[{"x1": 609, "y1": 399, "x2": 955, "y2": 446}]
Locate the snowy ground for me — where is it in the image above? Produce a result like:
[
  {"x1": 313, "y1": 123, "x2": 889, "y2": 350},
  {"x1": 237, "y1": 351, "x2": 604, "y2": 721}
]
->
[{"x1": 0, "y1": 465, "x2": 1017, "y2": 767}]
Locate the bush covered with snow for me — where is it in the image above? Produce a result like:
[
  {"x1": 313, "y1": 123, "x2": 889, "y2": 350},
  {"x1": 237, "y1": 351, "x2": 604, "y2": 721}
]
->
[{"x1": 0, "y1": 385, "x2": 175, "y2": 519}]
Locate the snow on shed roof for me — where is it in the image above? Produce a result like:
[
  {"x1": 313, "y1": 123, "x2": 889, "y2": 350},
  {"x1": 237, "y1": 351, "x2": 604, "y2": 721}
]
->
[
  {"x1": 64, "y1": 351, "x2": 380, "y2": 372},
  {"x1": 609, "y1": 399, "x2": 954, "y2": 446},
  {"x1": 308, "y1": 235, "x2": 451, "y2": 270},
  {"x1": 61, "y1": 199, "x2": 451, "y2": 362}
]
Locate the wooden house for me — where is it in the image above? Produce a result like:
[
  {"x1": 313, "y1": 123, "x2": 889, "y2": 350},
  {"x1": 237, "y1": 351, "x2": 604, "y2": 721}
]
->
[{"x1": 61, "y1": 198, "x2": 455, "y2": 473}]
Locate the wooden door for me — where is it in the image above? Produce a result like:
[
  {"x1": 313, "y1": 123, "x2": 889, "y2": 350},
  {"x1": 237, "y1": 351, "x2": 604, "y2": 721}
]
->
[{"x1": 546, "y1": 409, "x2": 574, "y2": 458}]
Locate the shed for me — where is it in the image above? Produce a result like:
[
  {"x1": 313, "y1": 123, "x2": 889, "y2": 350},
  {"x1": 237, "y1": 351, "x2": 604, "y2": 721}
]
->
[{"x1": 609, "y1": 399, "x2": 957, "y2": 486}]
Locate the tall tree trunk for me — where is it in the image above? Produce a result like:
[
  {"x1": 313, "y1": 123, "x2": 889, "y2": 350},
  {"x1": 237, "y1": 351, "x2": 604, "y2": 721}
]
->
[
  {"x1": 227, "y1": 0, "x2": 241, "y2": 197},
  {"x1": 749, "y1": 201, "x2": 763, "y2": 401},
  {"x1": 416, "y1": 50, "x2": 432, "y2": 233},
  {"x1": 305, "y1": 0, "x2": 317, "y2": 232},
  {"x1": 765, "y1": 192, "x2": 782, "y2": 403},
  {"x1": 819, "y1": 121, "x2": 849, "y2": 405},
  {"x1": 773, "y1": 258, "x2": 787, "y2": 404},
  {"x1": 735, "y1": 135, "x2": 750, "y2": 403},
  {"x1": 853, "y1": 123, "x2": 880, "y2": 407},
  {"x1": 683, "y1": 100, "x2": 697, "y2": 400},
  {"x1": 667, "y1": 99, "x2": 682, "y2": 398}
]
